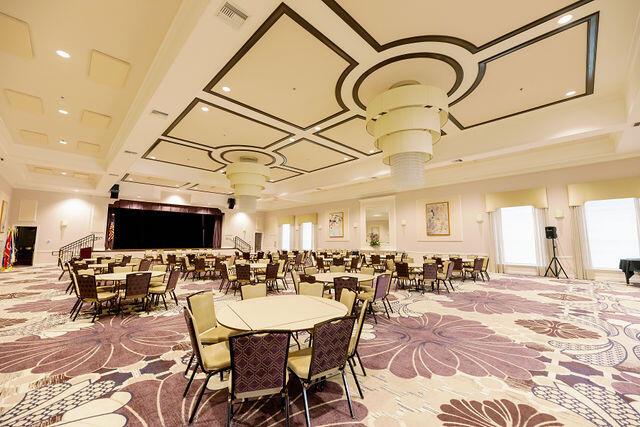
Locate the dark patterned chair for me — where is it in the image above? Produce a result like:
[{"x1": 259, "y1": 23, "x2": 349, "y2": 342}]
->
[
  {"x1": 117, "y1": 272, "x2": 151, "y2": 313},
  {"x1": 357, "y1": 273, "x2": 393, "y2": 322},
  {"x1": 436, "y1": 261, "x2": 455, "y2": 293},
  {"x1": 450, "y1": 257, "x2": 464, "y2": 278},
  {"x1": 421, "y1": 263, "x2": 438, "y2": 293},
  {"x1": 149, "y1": 269, "x2": 180, "y2": 309},
  {"x1": 287, "y1": 316, "x2": 357, "y2": 426},
  {"x1": 264, "y1": 263, "x2": 279, "y2": 292},
  {"x1": 228, "y1": 331, "x2": 291, "y2": 426},
  {"x1": 395, "y1": 262, "x2": 416, "y2": 290},
  {"x1": 74, "y1": 274, "x2": 118, "y2": 322},
  {"x1": 138, "y1": 258, "x2": 152, "y2": 272},
  {"x1": 333, "y1": 276, "x2": 358, "y2": 302},
  {"x1": 464, "y1": 257, "x2": 485, "y2": 282},
  {"x1": 182, "y1": 308, "x2": 231, "y2": 424}
]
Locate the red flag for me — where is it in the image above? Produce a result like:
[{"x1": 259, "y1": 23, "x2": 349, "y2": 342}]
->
[{"x1": 2, "y1": 229, "x2": 14, "y2": 270}]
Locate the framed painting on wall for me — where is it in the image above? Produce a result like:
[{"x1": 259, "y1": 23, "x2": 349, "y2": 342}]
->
[
  {"x1": 0, "y1": 200, "x2": 7, "y2": 233},
  {"x1": 426, "y1": 201, "x2": 450, "y2": 236},
  {"x1": 328, "y1": 211, "x2": 344, "y2": 238}
]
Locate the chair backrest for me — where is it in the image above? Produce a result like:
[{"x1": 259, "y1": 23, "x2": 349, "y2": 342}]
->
[
  {"x1": 152, "y1": 264, "x2": 167, "y2": 272},
  {"x1": 241, "y1": 283, "x2": 267, "y2": 300},
  {"x1": 316, "y1": 257, "x2": 325, "y2": 270},
  {"x1": 229, "y1": 330, "x2": 290, "y2": 399},
  {"x1": 221, "y1": 263, "x2": 230, "y2": 280},
  {"x1": 77, "y1": 268, "x2": 94, "y2": 276},
  {"x1": 113, "y1": 266, "x2": 133, "y2": 273},
  {"x1": 186, "y1": 290, "x2": 217, "y2": 332},
  {"x1": 350, "y1": 299, "x2": 369, "y2": 356},
  {"x1": 481, "y1": 257, "x2": 489, "y2": 270},
  {"x1": 291, "y1": 270, "x2": 301, "y2": 293},
  {"x1": 304, "y1": 266, "x2": 318, "y2": 275},
  {"x1": 339, "y1": 289, "x2": 356, "y2": 315},
  {"x1": 257, "y1": 251, "x2": 264, "y2": 260},
  {"x1": 183, "y1": 308, "x2": 205, "y2": 368},
  {"x1": 167, "y1": 254, "x2": 176, "y2": 264},
  {"x1": 333, "y1": 276, "x2": 358, "y2": 301},
  {"x1": 299, "y1": 273, "x2": 316, "y2": 283},
  {"x1": 330, "y1": 265, "x2": 345, "y2": 273},
  {"x1": 307, "y1": 316, "x2": 356, "y2": 381},
  {"x1": 77, "y1": 274, "x2": 98, "y2": 300},
  {"x1": 386, "y1": 259, "x2": 395, "y2": 272},
  {"x1": 299, "y1": 282, "x2": 324, "y2": 298},
  {"x1": 374, "y1": 273, "x2": 392, "y2": 300},
  {"x1": 433, "y1": 256, "x2": 442, "y2": 266},
  {"x1": 125, "y1": 272, "x2": 151, "y2": 299},
  {"x1": 138, "y1": 259, "x2": 152, "y2": 271},
  {"x1": 194, "y1": 257, "x2": 206, "y2": 271},
  {"x1": 236, "y1": 264, "x2": 251, "y2": 282},
  {"x1": 360, "y1": 266, "x2": 374, "y2": 276},
  {"x1": 332, "y1": 257, "x2": 344, "y2": 266},
  {"x1": 166, "y1": 269, "x2": 180, "y2": 292},
  {"x1": 371, "y1": 254, "x2": 381, "y2": 264},
  {"x1": 450, "y1": 257, "x2": 463, "y2": 270},
  {"x1": 349, "y1": 257, "x2": 358, "y2": 270},
  {"x1": 474, "y1": 257, "x2": 484, "y2": 272},
  {"x1": 265, "y1": 263, "x2": 279, "y2": 280},
  {"x1": 423, "y1": 263, "x2": 438, "y2": 280},
  {"x1": 395, "y1": 262, "x2": 409, "y2": 279}
]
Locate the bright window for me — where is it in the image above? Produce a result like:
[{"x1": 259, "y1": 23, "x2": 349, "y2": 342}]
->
[
  {"x1": 301, "y1": 222, "x2": 314, "y2": 250},
  {"x1": 281, "y1": 224, "x2": 291, "y2": 251},
  {"x1": 500, "y1": 206, "x2": 537, "y2": 265},
  {"x1": 584, "y1": 198, "x2": 640, "y2": 269}
]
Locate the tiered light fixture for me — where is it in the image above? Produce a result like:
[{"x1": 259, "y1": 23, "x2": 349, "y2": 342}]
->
[
  {"x1": 225, "y1": 156, "x2": 269, "y2": 212},
  {"x1": 365, "y1": 81, "x2": 448, "y2": 189}
]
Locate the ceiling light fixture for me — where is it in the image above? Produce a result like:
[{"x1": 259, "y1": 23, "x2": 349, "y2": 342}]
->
[
  {"x1": 343, "y1": 157, "x2": 349, "y2": 161},
  {"x1": 565, "y1": 90, "x2": 577, "y2": 97},
  {"x1": 148, "y1": 156, "x2": 156, "y2": 160},
  {"x1": 61, "y1": 172, "x2": 67, "y2": 175},
  {"x1": 226, "y1": 156, "x2": 269, "y2": 213},
  {"x1": 56, "y1": 50, "x2": 71, "y2": 58},
  {"x1": 314, "y1": 126, "x2": 321, "y2": 131},
  {"x1": 201, "y1": 106, "x2": 209, "y2": 112},
  {"x1": 222, "y1": 86, "x2": 231, "y2": 92},
  {"x1": 557, "y1": 14, "x2": 573, "y2": 25},
  {"x1": 59, "y1": 139, "x2": 68, "y2": 145},
  {"x1": 74, "y1": 189, "x2": 79, "y2": 192},
  {"x1": 366, "y1": 81, "x2": 448, "y2": 190},
  {"x1": 369, "y1": 149, "x2": 375, "y2": 153},
  {"x1": 57, "y1": 108, "x2": 69, "y2": 115},
  {"x1": 288, "y1": 137, "x2": 295, "y2": 142}
]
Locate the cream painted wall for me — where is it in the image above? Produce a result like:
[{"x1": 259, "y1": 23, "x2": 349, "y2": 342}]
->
[
  {"x1": 263, "y1": 157, "x2": 640, "y2": 280},
  {"x1": 0, "y1": 173, "x2": 13, "y2": 246},
  {"x1": 5, "y1": 188, "x2": 262, "y2": 265}
]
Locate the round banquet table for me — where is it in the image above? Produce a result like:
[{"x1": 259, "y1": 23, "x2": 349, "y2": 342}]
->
[
  {"x1": 95, "y1": 271, "x2": 165, "y2": 282},
  {"x1": 216, "y1": 295, "x2": 348, "y2": 332},
  {"x1": 312, "y1": 272, "x2": 374, "y2": 283}
]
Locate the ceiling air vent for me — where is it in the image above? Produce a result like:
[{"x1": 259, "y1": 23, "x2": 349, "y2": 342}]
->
[
  {"x1": 151, "y1": 109, "x2": 168, "y2": 117},
  {"x1": 124, "y1": 150, "x2": 138, "y2": 155},
  {"x1": 216, "y1": 2, "x2": 248, "y2": 29}
]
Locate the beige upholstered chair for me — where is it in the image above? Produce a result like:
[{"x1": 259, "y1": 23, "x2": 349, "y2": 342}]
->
[
  {"x1": 113, "y1": 266, "x2": 133, "y2": 273},
  {"x1": 339, "y1": 289, "x2": 357, "y2": 316},
  {"x1": 240, "y1": 283, "x2": 267, "y2": 300},
  {"x1": 347, "y1": 299, "x2": 368, "y2": 398},
  {"x1": 330, "y1": 265, "x2": 346, "y2": 273},
  {"x1": 359, "y1": 267, "x2": 375, "y2": 290},
  {"x1": 304, "y1": 266, "x2": 318, "y2": 275},
  {"x1": 299, "y1": 282, "x2": 324, "y2": 298}
]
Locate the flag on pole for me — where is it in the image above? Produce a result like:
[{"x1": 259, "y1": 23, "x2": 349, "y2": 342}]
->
[{"x1": 2, "y1": 228, "x2": 15, "y2": 271}]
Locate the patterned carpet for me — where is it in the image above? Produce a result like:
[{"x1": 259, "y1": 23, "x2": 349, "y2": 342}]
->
[{"x1": 1, "y1": 266, "x2": 640, "y2": 426}]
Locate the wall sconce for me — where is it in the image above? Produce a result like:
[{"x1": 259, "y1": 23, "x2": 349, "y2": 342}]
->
[
  {"x1": 475, "y1": 213, "x2": 484, "y2": 223},
  {"x1": 60, "y1": 220, "x2": 68, "y2": 228},
  {"x1": 554, "y1": 209, "x2": 565, "y2": 219},
  {"x1": 317, "y1": 225, "x2": 323, "y2": 230},
  {"x1": 400, "y1": 219, "x2": 407, "y2": 227}
]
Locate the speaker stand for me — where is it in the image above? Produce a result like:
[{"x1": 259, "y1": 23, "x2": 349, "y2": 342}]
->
[{"x1": 544, "y1": 238, "x2": 568, "y2": 279}]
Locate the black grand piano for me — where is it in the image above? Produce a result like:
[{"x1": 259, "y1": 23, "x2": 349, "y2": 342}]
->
[{"x1": 620, "y1": 258, "x2": 640, "y2": 284}]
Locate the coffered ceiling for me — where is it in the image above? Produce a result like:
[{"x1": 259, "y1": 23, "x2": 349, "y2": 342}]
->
[{"x1": 0, "y1": 0, "x2": 639, "y2": 210}]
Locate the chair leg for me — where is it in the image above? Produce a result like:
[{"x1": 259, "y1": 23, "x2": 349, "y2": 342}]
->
[
  {"x1": 341, "y1": 370, "x2": 356, "y2": 419},
  {"x1": 284, "y1": 391, "x2": 290, "y2": 427},
  {"x1": 69, "y1": 298, "x2": 80, "y2": 316},
  {"x1": 301, "y1": 382, "x2": 312, "y2": 427},
  {"x1": 381, "y1": 299, "x2": 390, "y2": 319},
  {"x1": 72, "y1": 301, "x2": 84, "y2": 321},
  {"x1": 226, "y1": 397, "x2": 233, "y2": 427},
  {"x1": 356, "y1": 350, "x2": 367, "y2": 376},
  {"x1": 185, "y1": 353, "x2": 194, "y2": 375},
  {"x1": 172, "y1": 291, "x2": 179, "y2": 305},
  {"x1": 184, "y1": 364, "x2": 198, "y2": 397},
  {"x1": 348, "y1": 358, "x2": 364, "y2": 398},
  {"x1": 161, "y1": 294, "x2": 168, "y2": 310},
  {"x1": 91, "y1": 302, "x2": 100, "y2": 323},
  {"x1": 189, "y1": 372, "x2": 213, "y2": 423}
]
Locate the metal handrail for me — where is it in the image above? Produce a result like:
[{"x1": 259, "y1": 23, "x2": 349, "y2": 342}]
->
[
  {"x1": 233, "y1": 236, "x2": 251, "y2": 253},
  {"x1": 55, "y1": 234, "x2": 101, "y2": 279}
]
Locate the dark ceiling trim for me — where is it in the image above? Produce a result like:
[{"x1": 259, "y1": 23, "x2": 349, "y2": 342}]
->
[
  {"x1": 268, "y1": 166, "x2": 304, "y2": 183},
  {"x1": 203, "y1": 2, "x2": 358, "y2": 130},
  {"x1": 351, "y1": 52, "x2": 464, "y2": 110},
  {"x1": 314, "y1": 115, "x2": 380, "y2": 156},
  {"x1": 121, "y1": 173, "x2": 189, "y2": 190},
  {"x1": 162, "y1": 98, "x2": 293, "y2": 150},
  {"x1": 111, "y1": 199, "x2": 223, "y2": 216},
  {"x1": 274, "y1": 138, "x2": 358, "y2": 173},
  {"x1": 451, "y1": 12, "x2": 599, "y2": 130},
  {"x1": 321, "y1": 0, "x2": 593, "y2": 53},
  {"x1": 218, "y1": 148, "x2": 278, "y2": 166},
  {"x1": 143, "y1": 139, "x2": 226, "y2": 173},
  {"x1": 187, "y1": 184, "x2": 233, "y2": 195}
]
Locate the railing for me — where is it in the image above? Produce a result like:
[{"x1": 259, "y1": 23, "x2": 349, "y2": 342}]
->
[
  {"x1": 55, "y1": 234, "x2": 100, "y2": 278},
  {"x1": 233, "y1": 236, "x2": 251, "y2": 253}
]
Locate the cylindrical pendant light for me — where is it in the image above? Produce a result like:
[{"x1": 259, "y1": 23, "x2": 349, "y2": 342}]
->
[{"x1": 225, "y1": 156, "x2": 269, "y2": 212}]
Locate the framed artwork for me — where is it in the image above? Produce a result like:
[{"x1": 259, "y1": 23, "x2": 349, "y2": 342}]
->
[
  {"x1": 0, "y1": 200, "x2": 6, "y2": 233},
  {"x1": 426, "y1": 201, "x2": 450, "y2": 236},
  {"x1": 328, "y1": 211, "x2": 344, "y2": 238}
]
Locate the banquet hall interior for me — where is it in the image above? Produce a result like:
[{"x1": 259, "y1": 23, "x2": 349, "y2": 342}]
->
[{"x1": 1, "y1": 0, "x2": 640, "y2": 426}]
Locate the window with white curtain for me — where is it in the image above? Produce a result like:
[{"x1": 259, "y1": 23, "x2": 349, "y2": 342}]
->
[
  {"x1": 500, "y1": 205, "x2": 537, "y2": 265},
  {"x1": 584, "y1": 198, "x2": 640, "y2": 269},
  {"x1": 301, "y1": 222, "x2": 314, "y2": 250},
  {"x1": 281, "y1": 224, "x2": 291, "y2": 251}
]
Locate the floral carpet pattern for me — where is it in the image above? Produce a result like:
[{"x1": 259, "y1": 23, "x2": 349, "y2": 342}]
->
[{"x1": 1, "y1": 267, "x2": 640, "y2": 426}]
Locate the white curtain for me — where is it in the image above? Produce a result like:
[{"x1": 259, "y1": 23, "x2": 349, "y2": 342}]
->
[
  {"x1": 489, "y1": 210, "x2": 505, "y2": 273},
  {"x1": 533, "y1": 208, "x2": 550, "y2": 276},
  {"x1": 570, "y1": 205, "x2": 592, "y2": 279}
]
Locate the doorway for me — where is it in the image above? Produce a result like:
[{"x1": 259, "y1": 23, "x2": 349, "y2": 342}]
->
[
  {"x1": 254, "y1": 232, "x2": 262, "y2": 251},
  {"x1": 14, "y1": 226, "x2": 37, "y2": 266}
]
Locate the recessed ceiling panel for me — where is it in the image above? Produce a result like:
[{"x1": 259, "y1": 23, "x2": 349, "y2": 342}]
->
[
  {"x1": 189, "y1": 184, "x2": 232, "y2": 194},
  {"x1": 123, "y1": 174, "x2": 187, "y2": 188},
  {"x1": 317, "y1": 116, "x2": 379, "y2": 155},
  {"x1": 276, "y1": 139, "x2": 356, "y2": 172},
  {"x1": 450, "y1": 22, "x2": 589, "y2": 127},
  {"x1": 0, "y1": 12, "x2": 33, "y2": 59},
  {"x1": 219, "y1": 149, "x2": 277, "y2": 166},
  {"x1": 165, "y1": 100, "x2": 290, "y2": 148},
  {"x1": 19, "y1": 129, "x2": 48, "y2": 147},
  {"x1": 77, "y1": 141, "x2": 101, "y2": 156},
  {"x1": 328, "y1": 0, "x2": 581, "y2": 49},
  {"x1": 144, "y1": 139, "x2": 225, "y2": 172},
  {"x1": 89, "y1": 50, "x2": 131, "y2": 88},
  {"x1": 205, "y1": 5, "x2": 355, "y2": 128},
  {"x1": 81, "y1": 110, "x2": 112, "y2": 129},
  {"x1": 4, "y1": 89, "x2": 43, "y2": 114},
  {"x1": 268, "y1": 167, "x2": 303, "y2": 182}
]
